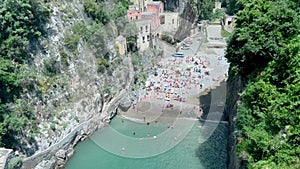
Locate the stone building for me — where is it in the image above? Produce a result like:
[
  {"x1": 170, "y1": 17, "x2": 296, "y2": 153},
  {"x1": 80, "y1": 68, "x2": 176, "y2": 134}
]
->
[
  {"x1": 223, "y1": 14, "x2": 237, "y2": 32},
  {"x1": 142, "y1": 12, "x2": 159, "y2": 31},
  {"x1": 146, "y1": 1, "x2": 164, "y2": 14},
  {"x1": 134, "y1": 19, "x2": 152, "y2": 51},
  {"x1": 127, "y1": 0, "x2": 179, "y2": 51},
  {"x1": 213, "y1": 2, "x2": 222, "y2": 13},
  {"x1": 157, "y1": 12, "x2": 179, "y2": 36},
  {"x1": 127, "y1": 6, "x2": 142, "y2": 21}
]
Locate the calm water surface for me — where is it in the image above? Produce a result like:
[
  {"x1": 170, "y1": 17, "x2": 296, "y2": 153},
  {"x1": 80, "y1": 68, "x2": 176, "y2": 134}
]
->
[{"x1": 65, "y1": 116, "x2": 228, "y2": 169}]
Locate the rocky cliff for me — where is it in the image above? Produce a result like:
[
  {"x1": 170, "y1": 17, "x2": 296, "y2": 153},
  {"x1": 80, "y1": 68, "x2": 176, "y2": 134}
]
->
[
  {"x1": 174, "y1": 1, "x2": 197, "y2": 41},
  {"x1": 5, "y1": 0, "x2": 167, "y2": 168},
  {"x1": 224, "y1": 74, "x2": 246, "y2": 169},
  {"x1": 3, "y1": 0, "x2": 134, "y2": 168},
  {"x1": 4, "y1": 0, "x2": 212, "y2": 168}
]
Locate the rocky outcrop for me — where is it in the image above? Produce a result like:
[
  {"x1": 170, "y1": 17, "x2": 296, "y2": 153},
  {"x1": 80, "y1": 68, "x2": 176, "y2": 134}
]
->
[
  {"x1": 161, "y1": 0, "x2": 179, "y2": 11},
  {"x1": 118, "y1": 95, "x2": 132, "y2": 112},
  {"x1": 174, "y1": 1, "x2": 197, "y2": 41}
]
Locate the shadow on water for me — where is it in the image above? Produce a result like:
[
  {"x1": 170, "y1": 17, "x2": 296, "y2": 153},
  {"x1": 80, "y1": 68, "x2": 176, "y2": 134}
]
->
[
  {"x1": 196, "y1": 81, "x2": 229, "y2": 168},
  {"x1": 196, "y1": 123, "x2": 229, "y2": 169},
  {"x1": 199, "y1": 81, "x2": 227, "y2": 121}
]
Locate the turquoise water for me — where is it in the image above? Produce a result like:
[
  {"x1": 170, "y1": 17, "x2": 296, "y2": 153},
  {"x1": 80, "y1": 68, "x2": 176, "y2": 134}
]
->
[{"x1": 65, "y1": 116, "x2": 228, "y2": 169}]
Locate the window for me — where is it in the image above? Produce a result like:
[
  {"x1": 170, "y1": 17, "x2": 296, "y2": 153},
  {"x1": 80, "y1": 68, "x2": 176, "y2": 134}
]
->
[
  {"x1": 136, "y1": 16, "x2": 138, "y2": 20},
  {"x1": 142, "y1": 36, "x2": 145, "y2": 43},
  {"x1": 145, "y1": 25, "x2": 148, "y2": 32},
  {"x1": 160, "y1": 15, "x2": 165, "y2": 24},
  {"x1": 130, "y1": 17, "x2": 133, "y2": 20},
  {"x1": 140, "y1": 26, "x2": 143, "y2": 33},
  {"x1": 172, "y1": 19, "x2": 174, "y2": 24},
  {"x1": 147, "y1": 35, "x2": 150, "y2": 41}
]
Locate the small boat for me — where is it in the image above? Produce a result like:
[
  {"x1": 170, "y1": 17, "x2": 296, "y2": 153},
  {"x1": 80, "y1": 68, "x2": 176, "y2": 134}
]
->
[{"x1": 172, "y1": 53, "x2": 185, "y2": 57}]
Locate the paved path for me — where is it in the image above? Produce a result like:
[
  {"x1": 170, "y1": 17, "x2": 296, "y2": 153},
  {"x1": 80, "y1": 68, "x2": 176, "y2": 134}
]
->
[{"x1": 0, "y1": 148, "x2": 12, "y2": 169}]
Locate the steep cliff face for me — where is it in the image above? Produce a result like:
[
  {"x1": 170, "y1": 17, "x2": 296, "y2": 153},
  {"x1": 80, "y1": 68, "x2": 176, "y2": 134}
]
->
[
  {"x1": 16, "y1": 0, "x2": 131, "y2": 159},
  {"x1": 224, "y1": 74, "x2": 246, "y2": 169},
  {"x1": 160, "y1": 0, "x2": 180, "y2": 11},
  {"x1": 10, "y1": 0, "x2": 166, "y2": 167},
  {"x1": 174, "y1": 1, "x2": 197, "y2": 41}
]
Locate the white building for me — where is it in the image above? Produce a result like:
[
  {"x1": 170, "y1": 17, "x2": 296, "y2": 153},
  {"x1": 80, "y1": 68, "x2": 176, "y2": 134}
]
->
[
  {"x1": 134, "y1": 19, "x2": 152, "y2": 51},
  {"x1": 156, "y1": 12, "x2": 180, "y2": 37}
]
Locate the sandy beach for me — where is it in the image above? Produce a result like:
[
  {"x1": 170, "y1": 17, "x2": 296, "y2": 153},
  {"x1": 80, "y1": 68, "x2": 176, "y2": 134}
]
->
[{"x1": 120, "y1": 25, "x2": 229, "y2": 125}]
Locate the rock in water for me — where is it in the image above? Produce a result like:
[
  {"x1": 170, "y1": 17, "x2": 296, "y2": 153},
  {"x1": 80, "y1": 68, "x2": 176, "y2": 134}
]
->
[
  {"x1": 118, "y1": 97, "x2": 131, "y2": 112},
  {"x1": 55, "y1": 149, "x2": 66, "y2": 159}
]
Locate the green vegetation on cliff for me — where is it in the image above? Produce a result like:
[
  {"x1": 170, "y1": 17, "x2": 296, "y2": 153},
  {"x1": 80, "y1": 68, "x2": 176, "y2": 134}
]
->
[
  {"x1": 225, "y1": 0, "x2": 300, "y2": 168},
  {"x1": 191, "y1": 0, "x2": 215, "y2": 21},
  {"x1": 0, "y1": 0, "x2": 50, "y2": 148}
]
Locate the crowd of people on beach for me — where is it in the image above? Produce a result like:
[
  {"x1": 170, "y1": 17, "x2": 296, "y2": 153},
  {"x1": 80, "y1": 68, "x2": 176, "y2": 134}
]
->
[
  {"x1": 118, "y1": 48, "x2": 230, "y2": 152},
  {"x1": 142, "y1": 54, "x2": 213, "y2": 104}
]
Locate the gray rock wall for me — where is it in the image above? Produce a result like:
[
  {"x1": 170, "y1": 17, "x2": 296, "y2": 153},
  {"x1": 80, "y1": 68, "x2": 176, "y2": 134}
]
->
[
  {"x1": 174, "y1": 1, "x2": 197, "y2": 41},
  {"x1": 22, "y1": 123, "x2": 82, "y2": 169},
  {"x1": 224, "y1": 75, "x2": 246, "y2": 169}
]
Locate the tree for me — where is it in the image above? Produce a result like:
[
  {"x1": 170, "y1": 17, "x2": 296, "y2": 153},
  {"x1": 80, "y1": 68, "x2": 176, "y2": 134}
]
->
[
  {"x1": 226, "y1": 0, "x2": 242, "y2": 15},
  {"x1": 229, "y1": 0, "x2": 300, "y2": 166},
  {"x1": 195, "y1": 0, "x2": 215, "y2": 21},
  {"x1": 121, "y1": 22, "x2": 139, "y2": 51},
  {"x1": 0, "y1": 0, "x2": 50, "y2": 148},
  {"x1": 225, "y1": 0, "x2": 300, "y2": 77}
]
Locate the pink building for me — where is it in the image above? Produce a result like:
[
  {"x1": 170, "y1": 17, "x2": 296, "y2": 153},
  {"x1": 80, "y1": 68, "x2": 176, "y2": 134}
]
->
[
  {"x1": 126, "y1": 1, "x2": 165, "y2": 51},
  {"x1": 142, "y1": 12, "x2": 159, "y2": 30},
  {"x1": 146, "y1": 1, "x2": 164, "y2": 14},
  {"x1": 127, "y1": 6, "x2": 142, "y2": 21},
  {"x1": 141, "y1": 1, "x2": 164, "y2": 31}
]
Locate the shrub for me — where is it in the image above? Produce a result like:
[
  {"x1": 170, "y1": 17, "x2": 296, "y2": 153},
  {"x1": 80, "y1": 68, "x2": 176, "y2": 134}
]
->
[{"x1": 64, "y1": 32, "x2": 80, "y2": 50}]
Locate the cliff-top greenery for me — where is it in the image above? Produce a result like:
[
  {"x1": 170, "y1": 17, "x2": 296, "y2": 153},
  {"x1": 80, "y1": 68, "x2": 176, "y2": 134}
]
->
[
  {"x1": 0, "y1": 0, "x2": 50, "y2": 148},
  {"x1": 0, "y1": 0, "x2": 132, "y2": 152},
  {"x1": 225, "y1": 0, "x2": 300, "y2": 168}
]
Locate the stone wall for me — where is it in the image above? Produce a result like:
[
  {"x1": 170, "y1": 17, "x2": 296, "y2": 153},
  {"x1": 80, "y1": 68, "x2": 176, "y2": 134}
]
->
[{"x1": 22, "y1": 124, "x2": 83, "y2": 169}]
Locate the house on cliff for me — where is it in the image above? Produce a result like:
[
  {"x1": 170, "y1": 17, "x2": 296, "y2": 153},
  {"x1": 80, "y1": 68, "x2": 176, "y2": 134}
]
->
[
  {"x1": 127, "y1": 1, "x2": 181, "y2": 51},
  {"x1": 127, "y1": 1, "x2": 164, "y2": 51}
]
